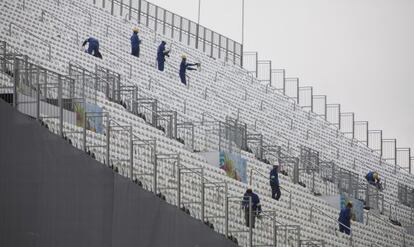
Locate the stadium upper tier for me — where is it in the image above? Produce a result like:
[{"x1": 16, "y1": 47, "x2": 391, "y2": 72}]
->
[{"x1": 0, "y1": 0, "x2": 413, "y2": 246}]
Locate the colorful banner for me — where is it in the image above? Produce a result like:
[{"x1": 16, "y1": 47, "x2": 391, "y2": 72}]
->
[
  {"x1": 340, "y1": 193, "x2": 364, "y2": 223},
  {"x1": 74, "y1": 102, "x2": 103, "y2": 134},
  {"x1": 219, "y1": 151, "x2": 247, "y2": 184}
]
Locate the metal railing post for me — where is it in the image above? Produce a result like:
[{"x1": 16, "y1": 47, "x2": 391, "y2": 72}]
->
[
  {"x1": 177, "y1": 165, "x2": 181, "y2": 208},
  {"x1": 128, "y1": 0, "x2": 132, "y2": 20},
  {"x1": 224, "y1": 183, "x2": 229, "y2": 238},
  {"x1": 309, "y1": 206, "x2": 313, "y2": 222},
  {"x1": 106, "y1": 118, "x2": 110, "y2": 166},
  {"x1": 312, "y1": 169, "x2": 315, "y2": 193},
  {"x1": 129, "y1": 126, "x2": 134, "y2": 180},
  {"x1": 105, "y1": 24, "x2": 109, "y2": 37},
  {"x1": 36, "y1": 66, "x2": 40, "y2": 120},
  {"x1": 120, "y1": 0, "x2": 124, "y2": 16},
  {"x1": 191, "y1": 123, "x2": 195, "y2": 151},
  {"x1": 47, "y1": 43, "x2": 51, "y2": 61},
  {"x1": 403, "y1": 233, "x2": 406, "y2": 247},
  {"x1": 174, "y1": 111, "x2": 178, "y2": 139},
  {"x1": 293, "y1": 158, "x2": 299, "y2": 184},
  {"x1": 201, "y1": 168, "x2": 205, "y2": 222},
  {"x1": 249, "y1": 196, "x2": 253, "y2": 247},
  {"x1": 40, "y1": 10, "x2": 45, "y2": 22},
  {"x1": 8, "y1": 22, "x2": 12, "y2": 37},
  {"x1": 133, "y1": 86, "x2": 138, "y2": 114},
  {"x1": 58, "y1": 75, "x2": 63, "y2": 136},
  {"x1": 9, "y1": 22, "x2": 52, "y2": 61},
  {"x1": 350, "y1": 232, "x2": 353, "y2": 247},
  {"x1": 137, "y1": 0, "x2": 141, "y2": 24},
  {"x1": 167, "y1": 114, "x2": 173, "y2": 139},
  {"x1": 365, "y1": 183, "x2": 370, "y2": 209},
  {"x1": 146, "y1": 3, "x2": 150, "y2": 27},
  {"x1": 154, "y1": 155, "x2": 158, "y2": 194},
  {"x1": 83, "y1": 112, "x2": 87, "y2": 151},
  {"x1": 273, "y1": 220, "x2": 277, "y2": 247},
  {"x1": 152, "y1": 100, "x2": 157, "y2": 128},
  {"x1": 154, "y1": 5, "x2": 158, "y2": 32},
  {"x1": 1, "y1": 42, "x2": 6, "y2": 72}
]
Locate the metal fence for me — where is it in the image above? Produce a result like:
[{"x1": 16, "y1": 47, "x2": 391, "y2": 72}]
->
[
  {"x1": 243, "y1": 50, "x2": 413, "y2": 175},
  {"x1": 398, "y1": 183, "x2": 414, "y2": 208},
  {"x1": 92, "y1": 0, "x2": 243, "y2": 66},
  {"x1": 1, "y1": 54, "x2": 77, "y2": 136}
]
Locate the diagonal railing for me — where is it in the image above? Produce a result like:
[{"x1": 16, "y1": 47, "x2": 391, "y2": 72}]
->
[
  {"x1": 8, "y1": 22, "x2": 52, "y2": 61},
  {"x1": 40, "y1": 9, "x2": 79, "y2": 45},
  {"x1": 309, "y1": 205, "x2": 353, "y2": 246}
]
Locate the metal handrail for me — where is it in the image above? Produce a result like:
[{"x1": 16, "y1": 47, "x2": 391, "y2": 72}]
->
[
  {"x1": 247, "y1": 121, "x2": 297, "y2": 157},
  {"x1": 110, "y1": 118, "x2": 154, "y2": 147},
  {"x1": 70, "y1": 1, "x2": 92, "y2": 26},
  {"x1": 134, "y1": 98, "x2": 174, "y2": 126},
  {"x1": 206, "y1": 78, "x2": 300, "y2": 158},
  {"x1": 0, "y1": 40, "x2": 23, "y2": 57},
  {"x1": 68, "y1": 60, "x2": 111, "y2": 89},
  {"x1": 201, "y1": 111, "x2": 221, "y2": 123},
  {"x1": 69, "y1": 62, "x2": 176, "y2": 133},
  {"x1": 249, "y1": 167, "x2": 293, "y2": 209},
  {"x1": 299, "y1": 239, "x2": 326, "y2": 247},
  {"x1": 105, "y1": 23, "x2": 127, "y2": 38},
  {"x1": 214, "y1": 69, "x2": 292, "y2": 120},
  {"x1": 259, "y1": 210, "x2": 303, "y2": 246},
  {"x1": 366, "y1": 209, "x2": 407, "y2": 246},
  {"x1": 40, "y1": 9, "x2": 79, "y2": 45},
  {"x1": 180, "y1": 163, "x2": 223, "y2": 187},
  {"x1": 310, "y1": 205, "x2": 353, "y2": 246},
  {"x1": 99, "y1": 46, "x2": 132, "y2": 78},
  {"x1": 8, "y1": 22, "x2": 51, "y2": 61},
  {"x1": 202, "y1": 108, "x2": 297, "y2": 173},
  {"x1": 148, "y1": 76, "x2": 188, "y2": 114},
  {"x1": 366, "y1": 208, "x2": 406, "y2": 231},
  {"x1": 124, "y1": 77, "x2": 193, "y2": 126},
  {"x1": 204, "y1": 85, "x2": 240, "y2": 118}
]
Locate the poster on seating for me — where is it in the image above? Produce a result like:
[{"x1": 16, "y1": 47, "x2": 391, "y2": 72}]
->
[
  {"x1": 74, "y1": 102, "x2": 103, "y2": 134},
  {"x1": 340, "y1": 193, "x2": 364, "y2": 223},
  {"x1": 199, "y1": 151, "x2": 247, "y2": 184},
  {"x1": 219, "y1": 151, "x2": 247, "y2": 183}
]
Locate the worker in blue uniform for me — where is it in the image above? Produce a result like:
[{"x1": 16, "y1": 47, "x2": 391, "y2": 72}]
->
[
  {"x1": 365, "y1": 171, "x2": 379, "y2": 185},
  {"x1": 338, "y1": 201, "x2": 353, "y2": 235},
  {"x1": 242, "y1": 188, "x2": 262, "y2": 228},
  {"x1": 365, "y1": 171, "x2": 382, "y2": 190},
  {"x1": 179, "y1": 55, "x2": 199, "y2": 85},
  {"x1": 156, "y1": 41, "x2": 170, "y2": 71},
  {"x1": 82, "y1": 37, "x2": 102, "y2": 59},
  {"x1": 269, "y1": 165, "x2": 281, "y2": 200},
  {"x1": 130, "y1": 27, "x2": 141, "y2": 57}
]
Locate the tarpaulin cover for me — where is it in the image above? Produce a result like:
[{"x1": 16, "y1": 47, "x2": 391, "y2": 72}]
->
[{"x1": 0, "y1": 100, "x2": 236, "y2": 247}]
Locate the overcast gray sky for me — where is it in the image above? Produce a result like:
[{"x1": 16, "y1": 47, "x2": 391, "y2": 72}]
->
[{"x1": 149, "y1": 0, "x2": 414, "y2": 149}]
